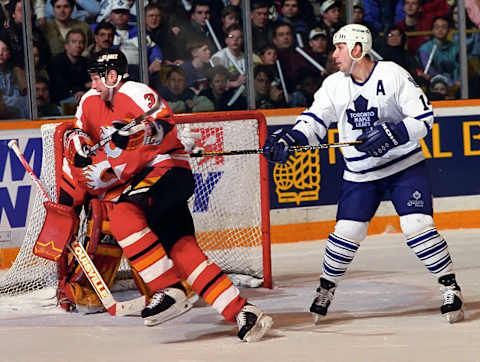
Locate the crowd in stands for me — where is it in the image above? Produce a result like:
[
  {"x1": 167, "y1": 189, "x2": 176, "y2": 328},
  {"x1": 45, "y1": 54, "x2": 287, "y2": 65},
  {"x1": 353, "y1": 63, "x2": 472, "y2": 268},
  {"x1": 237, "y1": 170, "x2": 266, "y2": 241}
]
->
[{"x1": 1, "y1": 0, "x2": 479, "y2": 119}]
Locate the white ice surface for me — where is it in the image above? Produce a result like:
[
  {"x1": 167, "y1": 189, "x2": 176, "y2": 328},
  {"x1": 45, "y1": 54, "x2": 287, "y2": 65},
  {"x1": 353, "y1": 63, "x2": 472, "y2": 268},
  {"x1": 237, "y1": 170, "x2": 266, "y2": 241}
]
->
[{"x1": 1, "y1": 229, "x2": 480, "y2": 362}]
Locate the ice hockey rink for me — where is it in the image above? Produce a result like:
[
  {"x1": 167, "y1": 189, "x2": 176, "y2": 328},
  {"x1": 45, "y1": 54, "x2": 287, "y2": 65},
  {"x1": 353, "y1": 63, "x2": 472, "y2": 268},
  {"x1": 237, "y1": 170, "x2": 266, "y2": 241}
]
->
[{"x1": 1, "y1": 228, "x2": 479, "y2": 362}]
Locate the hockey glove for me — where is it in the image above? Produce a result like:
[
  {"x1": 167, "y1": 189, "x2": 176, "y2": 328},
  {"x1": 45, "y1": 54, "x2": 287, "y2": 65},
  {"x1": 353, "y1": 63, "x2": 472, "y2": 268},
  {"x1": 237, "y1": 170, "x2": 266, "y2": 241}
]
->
[
  {"x1": 64, "y1": 129, "x2": 93, "y2": 168},
  {"x1": 111, "y1": 119, "x2": 158, "y2": 150},
  {"x1": 355, "y1": 121, "x2": 409, "y2": 157},
  {"x1": 263, "y1": 128, "x2": 308, "y2": 164}
]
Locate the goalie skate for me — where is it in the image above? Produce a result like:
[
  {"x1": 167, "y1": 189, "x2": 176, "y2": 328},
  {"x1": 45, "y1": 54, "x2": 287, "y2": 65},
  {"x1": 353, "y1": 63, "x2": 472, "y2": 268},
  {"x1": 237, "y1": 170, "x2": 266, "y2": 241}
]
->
[
  {"x1": 310, "y1": 277, "x2": 336, "y2": 324},
  {"x1": 439, "y1": 274, "x2": 464, "y2": 323},
  {"x1": 236, "y1": 303, "x2": 273, "y2": 342},
  {"x1": 141, "y1": 287, "x2": 193, "y2": 326}
]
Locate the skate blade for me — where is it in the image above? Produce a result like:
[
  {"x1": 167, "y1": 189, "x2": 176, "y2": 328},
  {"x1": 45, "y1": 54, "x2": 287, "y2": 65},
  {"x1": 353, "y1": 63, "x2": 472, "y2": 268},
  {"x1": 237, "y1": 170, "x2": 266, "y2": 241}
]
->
[
  {"x1": 243, "y1": 314, "x2": 274, "y2": 343},
  {"x1": 144, "y1": 300, "x2": 193, "y2": 327},
  {"x1": 312, "y1": 313, "x2": 325, "y2": 325},
  {"x1": 446, "y1": 309, "x2": 464, "y2": 324}
]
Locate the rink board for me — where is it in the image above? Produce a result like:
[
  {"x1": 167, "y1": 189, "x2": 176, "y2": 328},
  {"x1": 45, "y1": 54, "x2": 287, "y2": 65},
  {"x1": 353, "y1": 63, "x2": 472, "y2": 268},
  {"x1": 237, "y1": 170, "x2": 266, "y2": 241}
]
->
[{"x1": 1, "y1": 101, "x2": 480, "y2": 267}]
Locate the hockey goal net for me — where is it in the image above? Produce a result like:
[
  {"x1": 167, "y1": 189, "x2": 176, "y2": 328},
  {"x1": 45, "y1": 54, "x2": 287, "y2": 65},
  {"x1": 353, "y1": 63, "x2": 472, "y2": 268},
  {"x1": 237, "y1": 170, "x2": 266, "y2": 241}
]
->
[{"x1": 0, "y1": 110, "x2": 272, "y2": 298}]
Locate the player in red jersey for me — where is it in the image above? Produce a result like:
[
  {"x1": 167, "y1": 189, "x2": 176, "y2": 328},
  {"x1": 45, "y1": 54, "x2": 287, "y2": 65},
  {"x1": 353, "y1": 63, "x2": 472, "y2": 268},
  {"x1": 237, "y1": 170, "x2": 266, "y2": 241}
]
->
[{"x1": 64, "y1": 49, "x2": 273, "y2": 342}]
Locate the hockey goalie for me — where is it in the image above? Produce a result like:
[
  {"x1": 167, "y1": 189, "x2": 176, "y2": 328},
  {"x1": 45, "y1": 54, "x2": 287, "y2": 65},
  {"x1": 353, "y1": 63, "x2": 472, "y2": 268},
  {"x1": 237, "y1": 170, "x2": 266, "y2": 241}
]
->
[{"x1": 34, "y1": 49, "x2": 272, "y2": 342}]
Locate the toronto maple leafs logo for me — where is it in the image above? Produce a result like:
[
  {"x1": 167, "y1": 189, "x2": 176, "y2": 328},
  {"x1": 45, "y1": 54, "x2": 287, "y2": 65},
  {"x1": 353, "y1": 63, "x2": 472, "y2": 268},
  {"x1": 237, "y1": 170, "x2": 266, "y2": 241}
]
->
[{"x1": 346, "y1": 95, "x2": 379, "y2": 130}]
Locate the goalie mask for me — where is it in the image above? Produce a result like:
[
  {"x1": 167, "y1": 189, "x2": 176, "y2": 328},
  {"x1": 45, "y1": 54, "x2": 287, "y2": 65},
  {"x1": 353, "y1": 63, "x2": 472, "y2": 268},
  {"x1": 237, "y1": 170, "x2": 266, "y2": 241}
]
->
[
  {"x1": 333, "y1": 24, "x2": 372, "y2": 62},
  {"x1": 88, "y1": 49, "x2": 130, "y2": 89}
]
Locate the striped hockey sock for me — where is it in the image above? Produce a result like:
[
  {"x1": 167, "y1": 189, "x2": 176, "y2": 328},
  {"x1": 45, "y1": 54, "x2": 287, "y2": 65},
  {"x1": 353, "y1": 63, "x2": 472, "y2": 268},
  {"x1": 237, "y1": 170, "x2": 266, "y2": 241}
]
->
[{"x1": 322, "y1": 232, "x2": 360, "y2": 281}]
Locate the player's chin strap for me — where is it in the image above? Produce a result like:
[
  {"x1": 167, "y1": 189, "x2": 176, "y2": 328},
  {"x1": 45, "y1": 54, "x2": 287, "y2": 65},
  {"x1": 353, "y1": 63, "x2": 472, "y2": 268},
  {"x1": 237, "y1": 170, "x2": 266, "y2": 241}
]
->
[{"x1": 102, "y1": 73, "x2": 129, "y2": 101}]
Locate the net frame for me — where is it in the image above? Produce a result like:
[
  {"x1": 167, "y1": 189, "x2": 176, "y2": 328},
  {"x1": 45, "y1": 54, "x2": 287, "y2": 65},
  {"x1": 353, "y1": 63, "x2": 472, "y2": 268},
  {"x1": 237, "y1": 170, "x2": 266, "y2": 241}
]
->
[{"x1": 0, "y1": 110, "x2": 272, "y2": 296}]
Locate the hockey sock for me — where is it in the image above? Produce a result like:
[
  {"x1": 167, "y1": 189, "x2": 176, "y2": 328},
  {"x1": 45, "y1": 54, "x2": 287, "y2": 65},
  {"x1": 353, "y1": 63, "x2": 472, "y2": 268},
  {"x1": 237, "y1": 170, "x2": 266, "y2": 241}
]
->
[
  {"x1": 109, "y1": 202, "x2": 180, "y2": 291},
  {"x1": 406, "y1": 227, "x2": 453, "y2": 276},
  {"x1": 322, "y1": 232, "x2": 360, "y2": 282},
  {"x1": 170, "y1": 235, "x2": 246, "y2": 323}
]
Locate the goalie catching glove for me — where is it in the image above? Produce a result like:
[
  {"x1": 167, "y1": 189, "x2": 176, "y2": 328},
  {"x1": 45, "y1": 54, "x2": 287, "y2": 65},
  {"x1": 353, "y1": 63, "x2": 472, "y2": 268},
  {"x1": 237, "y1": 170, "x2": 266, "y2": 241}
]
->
[
  {"x1": 64, "y1": 129, "x2": 94, "y2": 168},
  {"x1": 111, "y1": 118, "x2": 173, "y2": 150},
  {"x1": 355, "y1": 121, "x2": 409, "y2": 157},
  {"x1": 263, "y1": 128, "x2": 308, "y2": 164}
]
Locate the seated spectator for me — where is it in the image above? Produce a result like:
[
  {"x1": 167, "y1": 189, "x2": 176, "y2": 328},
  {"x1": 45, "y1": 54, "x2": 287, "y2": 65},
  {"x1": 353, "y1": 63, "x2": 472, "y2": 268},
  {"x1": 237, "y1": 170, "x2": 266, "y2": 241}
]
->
[
  {"x1": 253, "y1": 64, "x2": 286, "y2": 109},
  {"x1": 36, "y1": 76, "x2": 62, "y2": 117},
  {"x1": 153, "y1": 66, "x2": 195, "y2": 113},
  {"x1": 0, "y1": 38, "x2": 27, "y2": 119},
  {"x1": 211, "y1": 24, "x2": 246, "y2": 89},
  {"x1": 289, "y1": 71, "x2": 322, "y2": 107},
  {"x1": 303, "y1": 27, "x2": 329, "y2": 77},
  {"x1": 418, "y1": 16, "x2": 459, "y2": 87},
  {"x1": 33, "y1": 42, "x2": 50, "y2": 80},
  {"x1": 47, "y1": 29, "x2": 90, "y2": 108},
  {"x1": 84, "y1": 22, "x2": 115, "y2": 59},
  {"x1": 181, "y1": 38, "x2": 212, "y2": 93},
  {"x1": 317, "y1": 0, "x2": 343, "y2": 38},
  {"x1": 258, "y1": 43, "x2": 278, "y2": 65},
  {"x1": 251, "y1": 0, "x2": 275, "y2": 53},
  {"x1": 41, "y1": 0, "x2": 101, "y2": 24},
  {"x1": 96, "y1": 0, "x2": 137, "y2": 24},
  {"x1": 276, "y1": 0, "x2": 309, "y2": 46},
  {"x1": 44, "y1": 0, "x2": 93, "y2": 57},
  {"x1": 395, "y1": 0, "x2": 434, "y2": 52},
  {"x1": 145, "y1": 3, "x2": 179, "y2": 64},
  {"x1": 0, "y1": 0, "x2": 50, "y2": 70},
  {"x1": 377, "y1": 25, "x2": 423, "y2": 81},
  {"x1": 109, "y1": 0, "x2": 162, "y2": 80},
  {"x1": 192, "y1": 65, "x2": 246, "y2": 112},
  {"x1": 219, "y1": 5, "x2": 241, "y2": 48}
]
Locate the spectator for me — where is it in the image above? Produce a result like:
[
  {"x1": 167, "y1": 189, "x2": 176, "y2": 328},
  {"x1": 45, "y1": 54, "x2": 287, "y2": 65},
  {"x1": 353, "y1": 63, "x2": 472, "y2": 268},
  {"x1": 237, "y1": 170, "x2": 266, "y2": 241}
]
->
[
  {"x1": 47, "y1": 29, "x2": 90, "y2": 108},
  {"x1": 289, "y1": 71, "x2": 322, "y2": 107},
  {"x1": 181, "y1": 38, "x2": 212, "y2": 93},
  {"x1": 84, "y1": 22, "x2": 115, "y2": 59},
  {"x1": 418, "y1": 16, "x2": 459, "y2": 86},
  {"x1": 395, "y1": 0, "x2": 434, "y2": 52},
  {"x1": 304, "y1": 27, "x2": 329, "y2": 77},
  {"x1": 211, "y1": 24, "x2": 246, "y2": 89},
  {"x1": 219, "y1": 6, "x2": 240, "y2": 48},
  {"x1": 175, "y1": 1, "x2": 217, "y2": 60},
  {"x1": 276, "y1": 0, "x2": 309, "y2": 46},
  {"x1": 0, "y1": 38, "x2": 27, "y2": 119},
  {"x1": 96, "y1": 0, "x2": 137, "y2": 24},
  {"x1": 352, "y1": 0, "x2": 378, "y2": 41},
  {"x1": 272, "y1": 22, "x2": 309, "y2": 92},
  {"x1": 258, "y1": 43, "x2": 278, "y2": 65},
  {"x1": 145, "y1": 3, "x2": 179, "y2": 63},
  {"x1": 251, "y1": 0, "x2": 274, "y2": 53},
  {"x1": 192, "y1": 65, "x2": 246, "y2": 111},
  {"x1": 318, "y1": 0, "x2": 342, "y2": 39},
  {"x1": 33, "y1": 42, "x2": 50, "y2": 80},
  {"x1": 154, "y1": 66, "x2": 195, "y2": 113},
  {"x1": 427, "y1": 74, "x2": 452, "y2": 100},
  {"x1": 36, "y1": 76, "x2": 62, "y2": 117},
  {"x1": 109, "y1": 0, "x2": 163, "y2": 80},
  {"x1": 0, "y1": 0, "x2": 50, "y2": 69},
  {"x1": 253, "y1": 64, "x2": 285, "y2": 109},
  {"x1": 377, "y1": 25, "x2": 423, "y2": 81},
  {"x1": 41, "y1": 0, "x2": 101, "y2": 24},
  {"x1": 44, "y1": 0, "x2": 93, "y2": 57}
]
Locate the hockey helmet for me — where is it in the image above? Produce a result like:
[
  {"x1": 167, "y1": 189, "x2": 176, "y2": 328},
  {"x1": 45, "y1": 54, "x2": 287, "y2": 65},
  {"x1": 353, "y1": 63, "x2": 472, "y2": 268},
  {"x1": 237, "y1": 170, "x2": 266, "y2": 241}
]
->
[
  {"x1": 333, "y1": 24, "x2": 372, "y2": 61},
  {"x1": 88, "y1": 49, "x2": 129, "y2": 83}
]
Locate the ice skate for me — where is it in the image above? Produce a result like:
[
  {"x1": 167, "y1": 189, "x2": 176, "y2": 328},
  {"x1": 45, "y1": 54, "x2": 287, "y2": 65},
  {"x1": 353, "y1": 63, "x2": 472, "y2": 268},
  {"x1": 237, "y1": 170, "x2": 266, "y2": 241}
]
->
[
  {"x1": 310, "y1": 277, "x2": 336, "y2": 324},
  {"x1": 141, "y1": 287, "x2": 193, "y2": 326},
  {"x1": 439, "y1": 274, "x2": 464, "y2": 323},
  {"x1": 236, "y1": 303, "x2": 273, "y2": 342}
]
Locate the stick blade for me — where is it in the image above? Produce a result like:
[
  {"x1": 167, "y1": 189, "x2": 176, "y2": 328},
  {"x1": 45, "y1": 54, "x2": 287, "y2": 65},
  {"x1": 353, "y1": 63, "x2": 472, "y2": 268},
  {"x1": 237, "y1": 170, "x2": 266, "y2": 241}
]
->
[{"x1": 113, "y1": 295, "x2": 146, "y2": 316}]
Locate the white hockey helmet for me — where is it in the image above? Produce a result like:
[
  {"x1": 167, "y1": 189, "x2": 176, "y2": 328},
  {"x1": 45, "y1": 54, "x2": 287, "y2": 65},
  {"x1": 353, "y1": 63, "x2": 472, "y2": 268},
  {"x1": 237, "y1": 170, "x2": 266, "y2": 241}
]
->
[{"x1": 333, "y1": 24, "x2": 372, "y2": 61}]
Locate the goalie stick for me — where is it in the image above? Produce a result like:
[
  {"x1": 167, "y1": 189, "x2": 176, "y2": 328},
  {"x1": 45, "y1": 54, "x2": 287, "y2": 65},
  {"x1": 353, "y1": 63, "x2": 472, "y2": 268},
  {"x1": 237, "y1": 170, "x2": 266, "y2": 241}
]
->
[
  {"x1": 8, "y1": 139, "x2": 146, "y2": 316},
  {"x1": 189, "y1": 140, "x2": 362, "y2": 157},
  {"x1": 85, "y1": 100, "x2": 162, "y2": 156}
]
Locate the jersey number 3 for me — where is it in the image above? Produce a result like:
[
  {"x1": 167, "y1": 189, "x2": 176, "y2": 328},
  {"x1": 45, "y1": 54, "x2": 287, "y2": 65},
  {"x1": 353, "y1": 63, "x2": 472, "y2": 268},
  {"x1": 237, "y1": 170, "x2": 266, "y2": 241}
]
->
[{"x1": 145, "y1": 93, "x2": 155, "y2": 108}]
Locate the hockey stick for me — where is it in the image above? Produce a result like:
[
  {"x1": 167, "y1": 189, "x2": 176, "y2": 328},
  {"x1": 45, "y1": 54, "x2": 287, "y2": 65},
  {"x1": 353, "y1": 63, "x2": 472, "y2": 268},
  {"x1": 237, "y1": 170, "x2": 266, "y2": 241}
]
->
[
  {"x1": 7, "y1": 139, "x2": 146, "y2": 316},
  {"x1": 189, "y1": 140, "x2": 361, "y2": 158},
  {"x1": 85, "y1": 100, "x2": 162, "y2": 156}
]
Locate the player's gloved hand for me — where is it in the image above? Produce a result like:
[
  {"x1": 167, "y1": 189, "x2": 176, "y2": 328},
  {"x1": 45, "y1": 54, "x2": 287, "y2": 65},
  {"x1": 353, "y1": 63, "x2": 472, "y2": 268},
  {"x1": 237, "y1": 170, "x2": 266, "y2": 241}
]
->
[
  {"x1": 177, "y1": 123, "x2": 203, "y2": 153},
  {"x1": 355, "y1": 121, "x2": 409, "y2": 157},
  {"x1": 64, "y1": 129, "x2": 93, "y2": 168},
  {"x1": 263, "y1": 128, "x2": 308, "y2": 164},
  {"x1": 111, "y1": 119, "x2": 158, "y2": 150}
]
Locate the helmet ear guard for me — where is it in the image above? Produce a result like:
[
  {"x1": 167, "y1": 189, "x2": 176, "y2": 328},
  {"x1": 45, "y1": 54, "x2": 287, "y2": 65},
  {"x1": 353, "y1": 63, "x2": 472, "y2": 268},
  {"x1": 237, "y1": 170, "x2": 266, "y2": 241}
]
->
[{"x1": 333, "y1": 24, "x2": 372, "y2": 61}]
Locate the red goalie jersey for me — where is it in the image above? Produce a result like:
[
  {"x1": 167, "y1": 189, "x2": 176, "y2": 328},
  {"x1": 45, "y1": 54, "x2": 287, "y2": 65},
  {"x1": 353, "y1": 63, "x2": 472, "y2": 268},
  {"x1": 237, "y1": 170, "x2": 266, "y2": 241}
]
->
[{"x1": 71, "y1": 81, "x2": 190, "y2": 196}]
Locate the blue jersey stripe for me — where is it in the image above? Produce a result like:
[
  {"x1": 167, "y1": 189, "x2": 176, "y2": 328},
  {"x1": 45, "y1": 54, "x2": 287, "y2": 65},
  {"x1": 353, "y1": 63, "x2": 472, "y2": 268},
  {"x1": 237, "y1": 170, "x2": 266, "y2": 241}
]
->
[{"x1": 345, "y1": 147, "x2": 422, "y2": 174}]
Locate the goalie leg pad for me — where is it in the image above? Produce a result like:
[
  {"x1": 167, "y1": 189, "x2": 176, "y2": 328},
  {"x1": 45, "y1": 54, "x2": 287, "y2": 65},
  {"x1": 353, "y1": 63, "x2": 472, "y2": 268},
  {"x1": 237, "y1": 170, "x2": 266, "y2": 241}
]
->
[
  {"x1": 34, "y1": 201, "x2": 78, "y2": 261},
  {"x1": 109, "y1": 202, "x2": 180, "y2": 291},
  {"x1": 170, "y1": 235, "x2": 246, "y2": 322}
]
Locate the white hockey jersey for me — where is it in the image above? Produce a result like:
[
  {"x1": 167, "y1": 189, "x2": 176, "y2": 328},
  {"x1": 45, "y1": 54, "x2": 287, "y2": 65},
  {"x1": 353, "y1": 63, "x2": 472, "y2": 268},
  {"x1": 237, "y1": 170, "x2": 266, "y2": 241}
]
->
[{"x1": 293, "y1": 61, "x2": 434, "y2": 182}]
